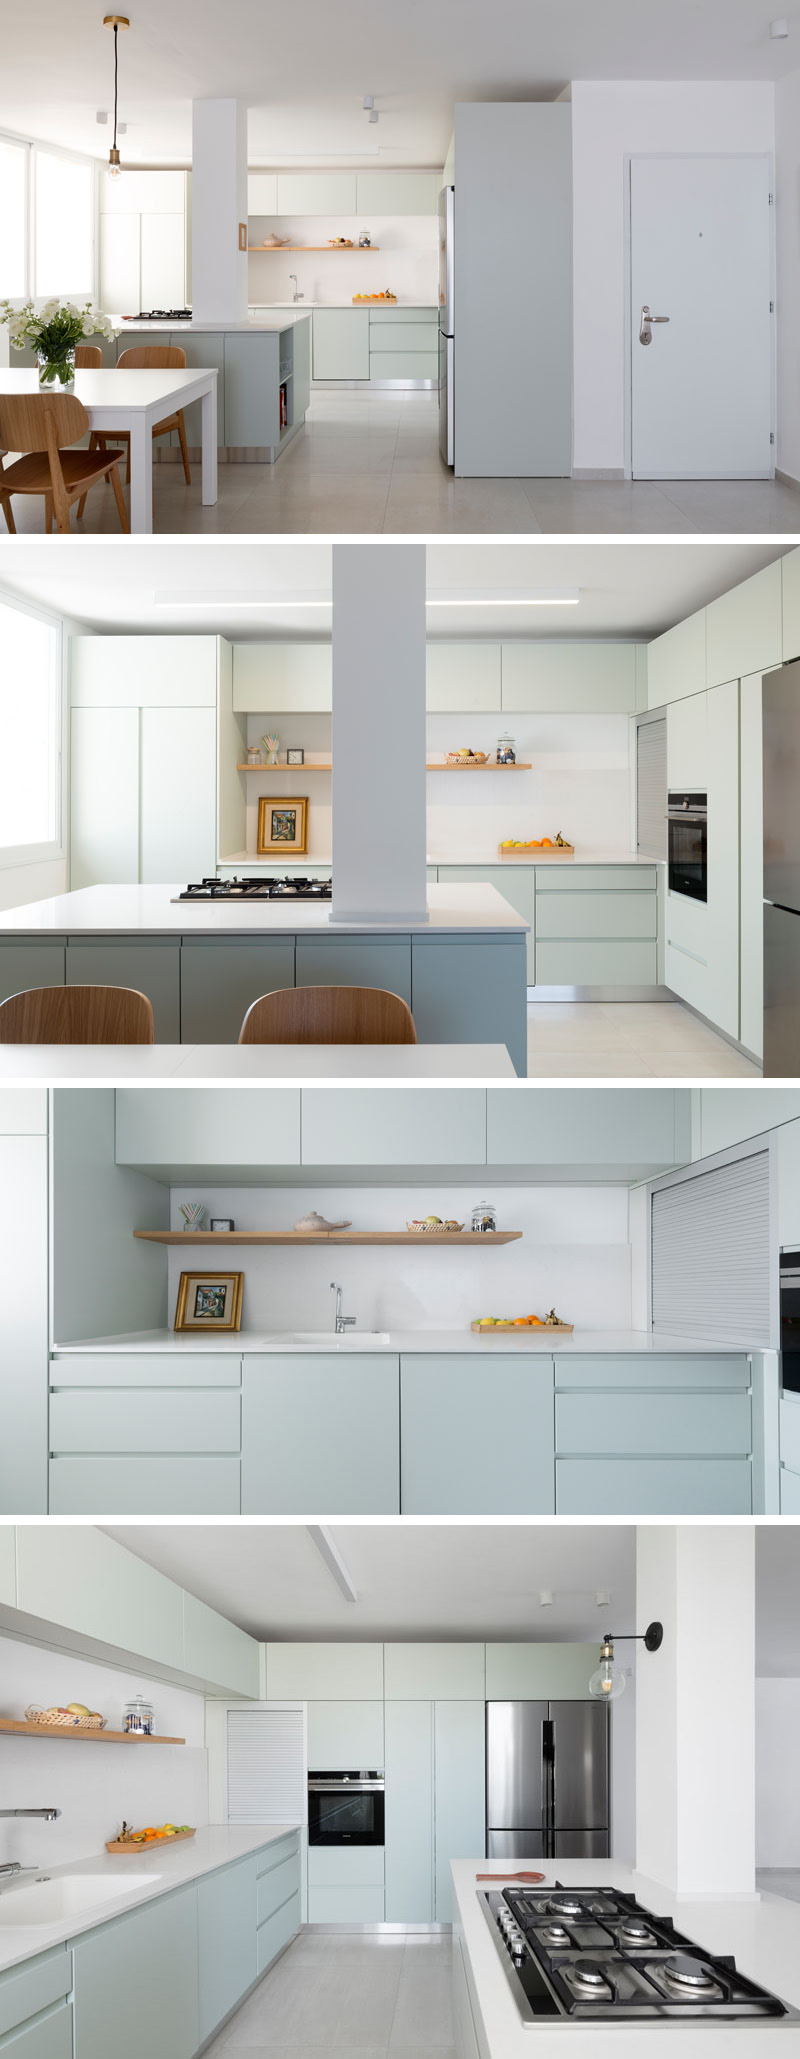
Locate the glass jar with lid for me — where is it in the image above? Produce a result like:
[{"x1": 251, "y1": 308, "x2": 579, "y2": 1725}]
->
[
  {"x1": 123, "y1": 1694, "x2": 154, "y2": 1736},
  {"x1": 496, "y1": 733, "x2": 516, "y2": 764},
  {"x1": 471, "y1": 1201, "x2": 497, "y2": 1233}
]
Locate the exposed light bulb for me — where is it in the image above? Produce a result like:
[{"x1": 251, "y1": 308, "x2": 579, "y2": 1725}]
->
[
  {"x1": 108, "y1": 146, "x2": 122, "y2": 178},
  {"x1": 588, "y1": 1636, "x2": 626, "y2": 1702}
]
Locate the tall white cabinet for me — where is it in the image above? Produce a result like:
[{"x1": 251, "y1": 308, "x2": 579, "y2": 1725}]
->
[
  {"x1": 99, "y1": 169, "x2": 190, "y2": 318},
  {"x1": 69, "y1": 637, "x2": 218, "y2": 887}
]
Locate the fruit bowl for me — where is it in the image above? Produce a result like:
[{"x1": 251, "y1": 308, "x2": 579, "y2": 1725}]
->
[
  {"x1": 25, "y1": 1703, "x2": 106, "y2": 1728},
  {"x1": 446, "y1": 751, "x2": 489, "y2": 767}
]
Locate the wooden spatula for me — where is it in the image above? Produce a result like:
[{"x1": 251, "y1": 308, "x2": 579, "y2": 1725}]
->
[{"x1": 475, "y1": 1870, "x2": 546, "y2": 1882}]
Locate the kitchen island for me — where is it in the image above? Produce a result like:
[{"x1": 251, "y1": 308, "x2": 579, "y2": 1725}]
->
[
  {"x1": 452, "y1": 1859, "x2": 800, "y2": 2057},
  {"x1": 113, "y1": 312, "x2": 313, "y2": 461},
  {"x1": 0, "y1": 882, "x2": 529, "y2": 1073}
]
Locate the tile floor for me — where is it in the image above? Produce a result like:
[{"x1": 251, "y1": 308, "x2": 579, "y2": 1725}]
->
[
  {"x1": 526, "y1": 1000, "x2": 761, "y2": 1078},
  {"x1": 9, "y1": 390, "x2": 800, "y2": 535},
  {"x1": 203, "y1": 1931, "x2": 455, "y2": 2059},
  {"x1": 757, "y1": 1871, "x2": 800, "y2": 1905}
]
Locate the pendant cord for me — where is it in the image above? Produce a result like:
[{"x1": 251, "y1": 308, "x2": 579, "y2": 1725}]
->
[{"x1": 113, "y1": 23, "x2": 118, "y2": 152}]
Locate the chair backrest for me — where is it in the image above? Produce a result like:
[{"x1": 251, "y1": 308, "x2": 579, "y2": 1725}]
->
[
  {"x1": 75, "y1": 344, "x2": 103, "y2": 368},
  {"x1": 0, "y1": 985, "x2": 156, "y2": 1044},
  {"x1": 239, "y1": 984, "x2": 417, "y2": 1045},
  {"x1": 117, "y1": 345, "x2": 187, "y2": 370},
  {"x1": 0, "y1": 390, "x2": 89, "y2": 452}
]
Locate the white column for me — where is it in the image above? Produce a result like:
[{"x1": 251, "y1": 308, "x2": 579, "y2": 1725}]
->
[
  {"x1": 191, "y1": 99, "x2": 248, "y2": 323},
  {"x1": 635, "y1": 1524, "x2": 755, "y2": 1898},
  {"x1": 331, "y1": 544, "x2": 428, "y2": 925}
]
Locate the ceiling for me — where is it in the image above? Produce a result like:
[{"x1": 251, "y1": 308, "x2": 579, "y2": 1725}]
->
[
  {"x1": 102, "y1": 1523, "x2": 636, "y2": 1642},
  {"x1": 0, "y1": 1, "x2": 798, "y2": 167},
  {"x1": 0, "y1": 540, "x2": 788, "y2": 640}
]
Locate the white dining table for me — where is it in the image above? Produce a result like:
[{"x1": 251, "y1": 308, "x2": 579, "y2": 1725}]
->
[{"x1": 0, "y1": 366, "x2": 218, "y2": 533}]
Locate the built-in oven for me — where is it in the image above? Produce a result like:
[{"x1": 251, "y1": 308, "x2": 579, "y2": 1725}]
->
[
  {"x1": 780, "y1": 1252, "x2": 800, "y2": 1394},
  {"x1": 307, "y1": 1772, "x2": 385, "y2": 1847},
  {"x1": 667, "y1": 791, "x2": 708, "y2": 903}
]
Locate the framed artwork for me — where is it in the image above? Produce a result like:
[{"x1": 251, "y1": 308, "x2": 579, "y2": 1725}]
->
[
  {"x1": 286, "y1": 747, "x2": 305, "y2": 766},
  {"x1": 174, "y1": 1271, "x2": 244, "y2": 1332},
  {"x1": 257, "y1": 795, "x2": 308, "y2": 855}
]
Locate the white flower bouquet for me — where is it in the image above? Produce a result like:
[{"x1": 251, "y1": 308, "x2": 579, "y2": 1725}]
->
[{"x1": 0, "y1": 298, "x2": 119, "y2": 388}]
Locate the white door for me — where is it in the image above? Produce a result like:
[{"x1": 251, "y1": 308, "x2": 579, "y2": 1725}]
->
[
  {"x1": 140, "y1": 707, "x2": 216, "y2": 882},
  {"x1": 70, "y1": 706, "x2": 140, "y2": 887},
  {"x1": 630, "y1": 155, "x2": 773, "y2": 478}
]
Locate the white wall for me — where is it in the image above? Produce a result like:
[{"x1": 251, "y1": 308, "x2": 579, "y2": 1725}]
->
[
  {"x1": 0, "y1": 1632, "x2": 208, "y2": 1870},
  {"x1": 427, "y1": 710, "x2": 632, "y2": 857},
  {"x1": 775, "y1": 68, "x2": 800, "y2": 484},
  {"x1": 248, "y1": 216, "x2": 438, "y2": 308},
  {"x1": 242, "y1": 714, "x2": 331, "y2": 862},
  {"x1": 756, "y1": 1679, "x2": 800, "y2": 1866},
  {"x1": 0, "y1": 856, "x2": 68, "y2": 912},
  {"x1": 167, "y1": 1182, "x2": 632, "y2": 1331},
  {"x1": 611, "y1": 1666, "x2": 636, "y2": 1862},
  {"x1": 570, "y1": 82, "x2": 775, "y2": 475}
]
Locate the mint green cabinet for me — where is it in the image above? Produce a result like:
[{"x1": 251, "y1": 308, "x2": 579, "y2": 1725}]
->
[
  {"x1": 255, "y1": 1834, "x2": 301, "y2": 1972},
  {"x1": 556, "y1": 1390, "x2": 751, "y2": 1458},
  {"x1": 312, "y1": 308, "x2": 370, "y2": 380},
  {"x1": 295, "y1": 935, "x2": 411, "y2": 1001},
  {"x1": 48, "y1": 1455, "x2": 241, "y2": 1515},
  {"x1": 184, "y1": 1591, "x2": 260, "y2": 1697},
  {"x1": 411, "y1": 935, "x2": 528, "y2": 1076},
  {"x1": 782, "y1": 546, "x2": 800, "y2": 661},
  {"x1": 535, "y1": 890, "x2": 656, "y2": 941},
  {"x1": 49, "y1": 1388, "x2": 240, "y2": 1455},
  {"x1": 438, "y1": 865, "x2": 534, "y2": 982},
  {"x1": 266, "y1": 1642, "x2": 383, "y2": 1698},
  {"x1": 115, "y1": 1085, "x2": 301, "y2": 1168},
  {"x1": 307, "y1": 1700, "x2": 384, "y2": 1764},
  {"x1": 356, "y1": 172, "x2": 440, "y2": 213},
  {"x1": 556, "y1": 1457, "x2": 752, "y2": 1515},
  {"x1": 277, "y1": 173, "x2": 357, "y2": 213},
  {"x1": 300, "y1": 1086, "x2": 486, "y2": 1165},
  {"x1": 15, "y1": 1525, "x2": 185, "y2": 1669},
  {"x1": 385, "y1": 1701, "x2": 434, "y2": 1921},
  {"x1": 647, "y1": 610, "x2": 706, "y2": 708},
  {"x1": 64, "y1": 939, "x2": 180, "y2": 1042},
  {"x1": 257, "y1": 1888, "x2": 301, "y2": 1973},
  {"x1": 180, "y1": 938, "x2": 297, "y2": 1043},
  {"x1": 501, "y1": 644, "x2": 638, "y2": 714},
  {"x1": 231, "y1": 643, "x2": 332, "y2": 712},
  {"x1": 242, "y1": 1354, "x2": 400, "y2": 1513},
  {"x1": 248, "y1": 173, "x2": 278, "y2": 213},
  {"x1": 426, "y1": 643, "x2": 501, "y2": 711},
  {"x1": 400, "y1": 1354, "x2": 555, "y2": 1514},
  {"x1": 434, "y1": 1702, "x2": 485, "y2": 1923},
  {"x1": 486, "y1": 1086, "x2": 683, "y2": 1174},
  {"x1": 197, "y1": 1858, "x2": 257, "y2": 2043},
  {"x1": 0, "y1": 1950, "x2": 72, "y2": 2053},
  {"x1": 667, "y1": 690, "x2": 708, "y2": 788},
  {"x1": 1, "y1": 2008, "x2": 73, "y2": 2055},
  {"x1": 740, "y1": 671, "x2": 767, "y2": 1060},
  {"x1": 0, "y1": 1133, "x2": 48, "y2": 1514},
  {"x1": 534, "y1": 938, "x2": 657, "y2": 985},
  {"x1": 71, "y1": 1885, "x2": 199, "y2": 2059},
  {"x1": 706, "y1": 560, "x2": 782, "y2": 688},
  {"x1": 70, "y1": 636, "x2": 219, "y2": 710},
  {"x1": 780, "y1": 1465, "x2": 800, "y2": 1513},
  {"x1": 485, "y1": 1644, "x2": 596, "y2": 1699},
  {"x1": 0, "y1": 941, "x2": 65, "y2": 1008},
  {"x1": 384, "y1": 1644, "x2": 485, "y2": 1699}
]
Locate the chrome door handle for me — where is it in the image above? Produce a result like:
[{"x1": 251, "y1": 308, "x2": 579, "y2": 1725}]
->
[{"x1": 639, "y1": 304, "x2": 670, "y2": 345}]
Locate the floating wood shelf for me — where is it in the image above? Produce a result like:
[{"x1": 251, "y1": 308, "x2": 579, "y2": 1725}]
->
[
  {"x1": 238, "y1": 761, "x2": 332, "y2": 772},
  {"x1": 133, "y1": 1229, "x2": 522, "y2": 1247},
  {"x1": 427, "y1": 761, "x2": 532, "y2": 771},
  {"x1": 248, "y1": 245, "x2": 381, "y2": 253},
  {"x1": 236, "y1": 761, "x2": 531, "y2": 774},
  {"x1": 0, "y1": 1720, "x2": 185, "y2": 1745}
]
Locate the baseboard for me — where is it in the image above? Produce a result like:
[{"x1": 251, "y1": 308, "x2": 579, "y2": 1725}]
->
[
  {"x1": 776, "y1": 467, "x2": 800, "y2": 492},
  {"x1": 528, "y1": 985, "x2": 672, "y2": 1002},
  {"x1": 305, "y1": 1922, "x2": 451, "y2": 1934},
  {"x1": 571, "y1": 467, "x2": 626, "y2": 481}
]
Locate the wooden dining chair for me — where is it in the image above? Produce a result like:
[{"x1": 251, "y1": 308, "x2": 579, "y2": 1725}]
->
[
  {"x1": 0, "y1": 985, "x2": 155, "y2": 1044},
  {"x1": 74, "y1": 345, "x2": 103, "y2": 369},
  {"x1": 84, "y1": 345, "x2": 192, "y2": 501},
  {"x1": 0, "y1": 392, "x2": 128, "y2": 535},
  {"x1": 238, "y1": 985, "x2": 417, "y2": 1045}
]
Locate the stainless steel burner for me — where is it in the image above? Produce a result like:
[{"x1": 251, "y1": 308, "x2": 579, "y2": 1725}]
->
[
  {"x1": 657, "y1": 1956, "x2": 721, "y2": 1997},
  {"x1": 539, "y1": 1924, "x2": 571, "y2": 1946},
  {"x1": 549, "y1": 1895, "x2": 583, "y2": 1917},
  {"x1": 620, "y1": 1918, "x2": 652, "y2": 1940},
  {"x1": 561, "y1": 1962, "x2": 613, "y2": 2000}
]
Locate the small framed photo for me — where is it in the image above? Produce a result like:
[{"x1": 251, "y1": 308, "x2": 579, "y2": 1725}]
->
[
  {"x1": 210, "y1": 1218, "x2": 235, "y2": 1234},
  {"x1": 286, "y1": 747, "x2": 305, "y2": 766},
  {"x1": 257, "y1": 795, "x2": 308, "y2": 855},
  {"x1": 174, "y1": 1271, "x2": 244, "y2": 1332}
]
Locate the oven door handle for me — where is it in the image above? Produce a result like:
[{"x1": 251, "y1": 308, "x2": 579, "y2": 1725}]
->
[{"x1": 666, "y1": 811, "x2": 707, "y2": 823}]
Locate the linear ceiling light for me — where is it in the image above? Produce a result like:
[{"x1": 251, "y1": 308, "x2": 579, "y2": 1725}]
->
[
  {"x1": 154, "y1": 591, "x2": 331, "y2": 609},
  {"x1": 307, "y1": 1525, "x2": 358, "y2": 1603},
  {"x1": 427, "y1": 590, "x2": 580, "y2": 608}
]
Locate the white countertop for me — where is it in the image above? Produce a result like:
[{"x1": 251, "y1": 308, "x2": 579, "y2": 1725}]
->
[
  {"x1": 116, "y1": 314, "x2": 310, "y2": 332},
  {"x1": 0, "y1": 1825, "x2": 299, "y2": 1976},
  {"x1": 0, "y1": 1043, "x2": 515, "y2": 1082},
  {"x1": 453, "y1": 1859, "x2": 800, "y2": 2057},
  {"x1": 52, "y1": 1328, "x2": 747, "y2": 1357},
  {"x1": 0, "y1": 883, "x2": 527, "y2": 936},
  {"x1": 251, "y1": 299, "x2": 438, "y2": 311},
  {"x1": 218, "y1": 851, "x2": 663, "y2": 872}
]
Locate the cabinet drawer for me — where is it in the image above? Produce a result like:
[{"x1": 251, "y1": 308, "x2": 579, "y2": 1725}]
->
[
  {"x1": 780, "y1": 1394, "x2": 800, "y2": 1472},
  {"x1": 780, "y1": 1463, "x2": 800, "y2": 1514},
  {"x1": 0, "y1": 1952, "x2": 71, "y2": 2040},
  {"x1": 65, "y1": 939, "x2": 180, "y2": 1043},
  {"x1": 555, "y1": 1356, "x2": 750, "y2": 1391},
  {"x1": 308, "y1": 1847, "x2": 385, "y2": 1888},
  {"x1": 369, "y1": 322, "x2": 438, "y2": 352},
  {"x1": 295, "y1": 936, "x2": 411, "y2": 1001},
  {"x1": 180, "y1": 938, "x2": 296, "y2": 1043},
  {"x1": 49, "y1": 1455, "x2": 240, "y2": 1514},
  {"x1": 307, "y1": 1886, "x2": 385, "y2": 1923},
  {"x1": 257, "y1": 1831, "x2": 300, "y2": 1874},
  {"x1": 556, "y1": 1457, "x2": 752, "y2": 1515},
  {"x1": 257, "y1": 1851, "x2": 301, "y2": 1924},
  {"x1": 0, "y1": 942, "x2": 66, "y2": 1007},
  {"x1": 535, "y1": 940, "x2": 657, "y2": 986},
  {"x1": 370, "y1": 305, "x2": 438, "y2": 326},
  {"x1": 535, "y1": 892, "x2": 656, "y2": 941},
  {"x1": 49, "y1": 1388, "x2": 240, "y2": 1454},
  {"x1": 369, "y1": 351, "x2": 437, "y2": 380},
  {"x1": 257, "y1": 1889, "x2": 301, "y2": 1974},
  {"x1": 1, "y1": 2004, "x2": 73, "y2": 2057},
  {"x1": 556, "y1": 1391, "x2": 751, "y2": 1457},
  {"x1": 50, "y1": 1354, "x2": 241, "y2": 1387},
  {"x1": 535, "y1": 867, "x2": 657, "y2": 893}
]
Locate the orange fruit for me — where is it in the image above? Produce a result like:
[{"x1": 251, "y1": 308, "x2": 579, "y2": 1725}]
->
[{"x1": 541, "y1": 837, "x2": 553, "y2": 846}]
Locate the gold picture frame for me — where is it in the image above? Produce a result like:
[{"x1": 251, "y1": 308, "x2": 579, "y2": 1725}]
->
[
  {"x1": 257, "y1": 795, "x2": 308, "y2": 856},
  {"x1": 174, "y1": 1271, "x2": 244, "y2": 1332}
]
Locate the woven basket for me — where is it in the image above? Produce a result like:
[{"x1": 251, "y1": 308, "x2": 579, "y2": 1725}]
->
[
  {"x1": 406, "y1": 1221, "x2": 464, "y2": 1234},
  {"x1": 25, "y1": 1705, "x2": 105, "y2": 1729},
  {"x1": 445, "y1": 752, "x2": 488, "y2": 767}
]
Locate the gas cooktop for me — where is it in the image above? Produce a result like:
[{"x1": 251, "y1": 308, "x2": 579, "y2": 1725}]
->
[
  {"x1": 125, "y1": 309, "x2": 193, "y2": 321},
  {"x1": 174, "y1": 875, "x2": 333, "y2": 902},
  {"x1": 480, "y1": 1885, "x2": 796, "y2": 2023}
]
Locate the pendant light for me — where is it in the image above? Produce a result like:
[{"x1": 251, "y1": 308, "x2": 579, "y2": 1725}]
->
[
  {"x1": 588, "y1": 1621, "x2": 663, "y2": 1702},
  {"x1": 103, "y1": 15, "x2": 130, "y2": 178}
]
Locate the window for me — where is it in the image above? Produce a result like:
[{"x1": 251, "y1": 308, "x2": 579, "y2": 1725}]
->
[
  {"x1": 0, "y1": 598, "x2": 62, "y2": 863},
  {"x1": 0, "y1": 138, "x2": 27, "y2": 300},
  {"x1": 34, "y1": 149, "x2": 94, "y2": 300}
]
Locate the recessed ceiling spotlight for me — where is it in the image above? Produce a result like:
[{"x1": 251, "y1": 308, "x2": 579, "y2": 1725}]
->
[
  {"x1": 539, "y1": 1590, "x2": 554, "y2": 1607},
  {"x1": 96, "y1": 109, "x2": 108, "y2": 125},
  {"x1": 770, "y1": 16, "x2": 789, "y2": 33},
  {"x1": 368, "y1": 110, "x2": 379, "y2": 124},
  {"x1": 362, "y1": 94, "x2": 374, "y2": 110}
]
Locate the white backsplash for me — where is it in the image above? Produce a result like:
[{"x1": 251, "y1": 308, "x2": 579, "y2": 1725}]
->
[
  {"x1": 248, "y1": 215, "x2": 438, "y2": 308},
  {"x1": 167, "y1": 1184, "x2": 632, "y2": 1332},
  {"x1": 243, "y1": 714, "x2": 331, "y2": 861},
  {"x1": 0, "y1": 1636, "x2": 208, "y2": 1869},
  {"x1": 426, "y1": 711, "x2": 633, "y2": 856}
]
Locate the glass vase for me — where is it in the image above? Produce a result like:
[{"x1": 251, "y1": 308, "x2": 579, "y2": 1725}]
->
[{"x1": 38, "y1": 347, "x2": 76, "y2": 389}]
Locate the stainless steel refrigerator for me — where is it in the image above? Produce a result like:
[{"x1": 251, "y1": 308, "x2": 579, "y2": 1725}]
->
[
  {"x1": 486, "y1": 1701, "x2": 609, "y2": 1861},
  {"x1": 438, "y1": 185, "x2": 454, "y2": 465},
  {"x1": 763, "y1": 660, "x2": 800, "y2": 1075}
]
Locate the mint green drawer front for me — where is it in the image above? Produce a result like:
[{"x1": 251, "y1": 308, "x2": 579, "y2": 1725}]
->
[
  {"x1": 257, "y1": 1852, "x2": 301, "y2": 1924},
  {"x1": 257, "y1": 1831, "x2": 300, "y2": 1875},
  {"x1": 0, "y1": 1953, "x2": 71, "y2": 2040},
  {"x1": 369, "y1": 307, "x2": 439, "y2": 326},
  {"x1": 437, "y1": 864, "x2": 534, "y2": 981},
  {"x1": 0, "y1": 942, "x2": 66, "y2": 1006},
  {"x1": 535, "y1": 867, "x2": 657, "y2": 892},
  {"x1": 556, "y1": 1391, "x2": 751, "y2": 1456},
  {"x1": 535, "y1": 939, "x2": 657, "y2": 985},
  {"x1": 780, "y1": 1395, "x2": 800, "y2": 1471},
  {"x1": 50, "y1": 1354, "x2": 240, "y2": 1387},
  {"x1": 780, "y1": 1464, "x2": 800, "y2": 1513},
  {"x1": 308, "y1": 1886, "x2": 385, "y2": 1923},
  {"x1": 0, "y1": 2006, "x2": 73, "y2": 2057},
  {"x1": 308, "y1": 1847, "x2": 385, "y2": 1888},
  {"x1": 535, "y1": 893, "x2": 656, "y2": 941},
  {"x1": 556, "y1": 1458, "x2": 752, "y2": 1515},
  {"x1": 369, "y1": 323, "x2": 440, "y2": 352},
  {"x1": 296, "y1": 936, "x2": 411, "y2": 1001},
  {"x1": 369, "y1": 351, "x2": 438, "y2": 379},
  {"x1": 198, "y1": 1859, "x2": 258, "y2": 2043},
  {"x1": 49, "y1": 1456, "x2": 240, "y2": 1514},
  {"x1": 49, "y1": 1389, "x2": 240, "y2": 1454},
  {"x1": 555, "y1": 1356, "x2": 750, "y2": 1391},
  {"x1": 400, "y1": 1355, "x2": 555, "y2": 1514},
  {"x1": 257, "y1": 1890, "x2": 301, "y2": 1975}
]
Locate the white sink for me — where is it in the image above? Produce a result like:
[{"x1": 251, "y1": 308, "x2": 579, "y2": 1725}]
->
[
  {"x1": 0, "y1": 1872, "x2": 160, "y2": 1927},
  {"x1": 287, "y1": 1331, "x2": 390, "y2": 1350}
]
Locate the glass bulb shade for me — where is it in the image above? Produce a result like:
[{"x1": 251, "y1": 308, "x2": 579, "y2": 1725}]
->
[
  {"x1": 588, "y1": 1658, "x2": 626, "y2": 1702},
  {"x1": 108, "y1": 148, "x2": 121, "y2": 176}
]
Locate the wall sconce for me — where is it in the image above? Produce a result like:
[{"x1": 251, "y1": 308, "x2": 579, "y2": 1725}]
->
[{"x1": 588, "y1": 1621, "x2": 663, "y2": 1702}]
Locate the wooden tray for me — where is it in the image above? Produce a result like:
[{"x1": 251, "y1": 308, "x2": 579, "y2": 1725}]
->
[
  {"x1": 471, "y1": 1320, "x2": 574, "y2": 1334},
  {"x1": 106, "y1": 1828, "x2": 196, "y2": 1853},
  {"x1": 353, "y1": 294, "x2": 397, "y2": 303},
  {"x1": 498, "y1": 842, "x2": 574, "y2": 858}
]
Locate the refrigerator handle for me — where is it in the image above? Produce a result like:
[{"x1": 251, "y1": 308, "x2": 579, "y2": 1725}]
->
[{"x1": 542, "y1": 1719, "x2": 555, "y2": 1841}]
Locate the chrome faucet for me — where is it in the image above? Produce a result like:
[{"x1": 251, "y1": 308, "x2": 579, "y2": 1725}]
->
[
  {"x1": 289, "y1": 273, "x2": 304, "y2": 304},
  {"x1": 330, "y1": 1281, "x2": 356, "y2": 1335},
  {"x1": 0, "y1": 1809, "x2": 61, "y2": 1882}
]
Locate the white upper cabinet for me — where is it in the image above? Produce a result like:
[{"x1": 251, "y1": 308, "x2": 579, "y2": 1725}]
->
[
  {"x1": 781, "y1": 547, "x2": 800, "y2": 662},
  {"x1": 70, "y1": 636, "x2": 218, "y2": 708},
  {"x1": 426, "y1": 643, "x2": 501, "y2": 712},
  {"x1": 248, "y1": 174, "x2": 279, "y2": 214},
  {"x1": 647, "y1": 609, "x2": 706, "y2": 708},
  {"x1": 276, "y1": 174, "x2": 358, "y2": 214},
  {"x1": 100, "y1": 169, "x2": 188, "y2": 214},
  {"x1": 232, "y1": 644, "x2": 332, "y2": 712},
  {"x1": 384, "y1": 1644, "x2": 486, "y2": 1700},
  {"x1": 266, "y1": 1643, "x2": 383, "y2": 1700},
  {"x1": 183, "y1": 1592, "x2": 260, "y2": 1698},
  {"x1": 306, "y1": 1701, "x2": 384, "y2": 1766},
  {"x1": 140, "y1": 213, "x2": 186, "y2": 310},
  {"x1": 666, "y1": 690, "x2": 708, "y2": 789},
  {"x1": 356, "y1": 172, "x2": 441, "y2": 215},
  {"x1": 705, "y1": 560, "x2": 782, "y2": 688},
  {"x1": 70, "y1": 707, "x2": 140, "y2": 889},
  {"x1": 501, "y1": 644, "x2": 638, "y2": 713}
]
